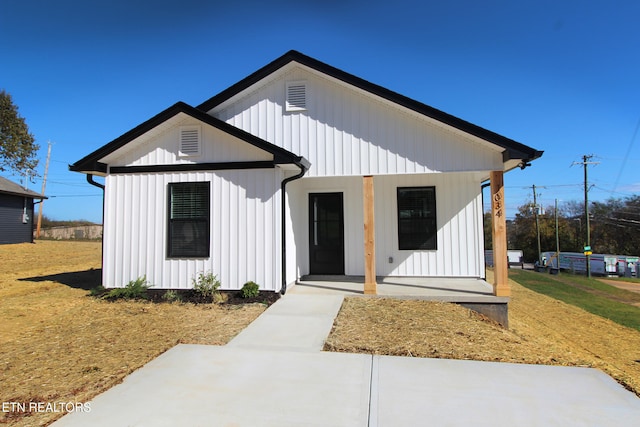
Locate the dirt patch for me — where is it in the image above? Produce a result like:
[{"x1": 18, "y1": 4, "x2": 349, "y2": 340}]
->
[
  {"x1": 0, "y1": 241, "x2": 269, "y2": 427},
  {"x1": 597, "y1": 279, "x2": 640, "y2": 307},
  {"x1": 599, "y1": 279, "x2": 640, "y2": 295},
  {"x1": 325, "y1": 270, "x2": 640, "y2": 396}
]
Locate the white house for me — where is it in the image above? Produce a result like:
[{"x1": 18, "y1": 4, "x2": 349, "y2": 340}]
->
[{"x1": 70, "y1": 51, "x2": 542, "y2": 295}]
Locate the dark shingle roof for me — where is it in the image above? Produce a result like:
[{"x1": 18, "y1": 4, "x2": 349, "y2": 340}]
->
[{"x1": 0, "y1": 176, "x2": 46, "y2": 198}]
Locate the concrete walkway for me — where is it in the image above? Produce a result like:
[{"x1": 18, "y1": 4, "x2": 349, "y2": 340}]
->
[
  {"x1": 227, "y1": 293, "x2": 344, "y2": 352},
  {"x1": 53, "y1": 294, "x2": 640, "y2": 426}
]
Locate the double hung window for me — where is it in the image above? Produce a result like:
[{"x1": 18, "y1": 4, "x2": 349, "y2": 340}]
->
[
  {"x1": 397, "y1": 187, "x2": 437, "y2": 250},
  {"x1": 168, "y1": 182, "x2": 210, "y2": 258}
]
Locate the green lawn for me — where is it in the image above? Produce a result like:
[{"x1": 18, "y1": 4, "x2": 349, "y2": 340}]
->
[{"x1": 509, "y1": 269, "x2": 640, "y2": 331}]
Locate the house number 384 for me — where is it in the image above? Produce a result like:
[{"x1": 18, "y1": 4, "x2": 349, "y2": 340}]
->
[{"x1": 493, "y1": 192, "x2": 503, "y2": 218}]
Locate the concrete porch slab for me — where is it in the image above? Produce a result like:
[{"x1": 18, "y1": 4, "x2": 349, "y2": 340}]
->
[
  {"x1": 291, "y1": 276, "x2": 510, "y2": 326},
  {"x1": 293, "y1": 275, "x2": 506, "y2": 302}
]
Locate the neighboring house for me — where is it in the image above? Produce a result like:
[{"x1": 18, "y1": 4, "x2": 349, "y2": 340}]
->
[
  {"x1": 0, "y1": 176, "x2": 46, "y2": 244},
  {"x1": 70, "y1": 50, "x2": 542, "y2": 293}
]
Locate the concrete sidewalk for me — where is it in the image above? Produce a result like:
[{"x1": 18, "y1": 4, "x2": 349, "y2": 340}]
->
[
  {"x1": 53, "y1": 294, "x2": 640, "y2": 426},
  {"x1": 227, "y1": 293, "x2": 344, "y2": 352}
]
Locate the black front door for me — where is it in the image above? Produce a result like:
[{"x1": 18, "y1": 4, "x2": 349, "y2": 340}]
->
[{"x1": 309, "y1": 193, "x2": 345, "y2": 275}]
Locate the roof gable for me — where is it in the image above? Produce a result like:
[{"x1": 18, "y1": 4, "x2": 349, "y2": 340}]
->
[
  {"x1": 212, "y1": 66, "x2": 506, "y2": 176},
  {"x1": 70, "y1": 102, "x2": 308, "y2": 175},
  {"x1": 197, "y1": 50, "x2": 542, "y2": 166}
]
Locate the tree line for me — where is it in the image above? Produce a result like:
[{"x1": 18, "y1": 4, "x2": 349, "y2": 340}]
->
[
  {"x1": 485, "y1": 195, "x2": 640, "y2": 262},
  {"x1": 38, "y1": 215, "x2": 97, "y2": 229}
]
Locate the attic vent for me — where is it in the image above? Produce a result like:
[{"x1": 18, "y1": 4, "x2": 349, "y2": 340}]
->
[
  {"x1": 286, "y1": 81, "x2": 307, "y2": 112},
  {"x1": 179, "y1": 126, "x2": 201, "y2": 157}
]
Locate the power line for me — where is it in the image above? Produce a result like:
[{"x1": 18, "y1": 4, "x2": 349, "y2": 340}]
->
[
  {"x1": 36, "y1": 142, "x2": 52, "y2": 238},
  {"x1": 510, "y1": 184, "x2": 582, "y2": 189},
  {"x1": 48, "y1": 194, "x2": 102, "y2": 198},
  {"x1": 612, "y1": 115, "x2": 640, "y2": 194}
]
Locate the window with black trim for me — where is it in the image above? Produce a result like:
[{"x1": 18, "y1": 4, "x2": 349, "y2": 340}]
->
[
  {"x1": 397, "y1": 187, "x2": 437, "y2": 250},
  {"x1": 168, "y1": 182, "x2": 210, "y2": 258}
]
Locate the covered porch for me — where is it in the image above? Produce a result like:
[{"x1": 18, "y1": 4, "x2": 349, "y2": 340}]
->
[{"x1": 290, "y1": 275, "x2": 509, "y2": 327}]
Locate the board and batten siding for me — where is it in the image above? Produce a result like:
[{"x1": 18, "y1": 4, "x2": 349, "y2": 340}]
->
[
  {"x1": 373, "y1": 173, "x2": 485, "y2": 277},
  {"x1": 103, "y1": 169, "x2": 282, "y2": 290},
  {"x1": 285, "y1": 173, "x2": 485, "y2": 281},
  {"x1": 102, "y1": 116, "x2": 273, "y2": 167},
  {"x1": 212, "y1": 67, "x2": 504, "y2": 177}
]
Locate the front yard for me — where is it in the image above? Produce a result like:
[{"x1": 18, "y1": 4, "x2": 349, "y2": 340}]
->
[
  {"x1": 2, "y1": 241, "x2": 639, "y2": 426},
  {"x1": 0, "y1": 241, "x2": 268, "y2": 426}
]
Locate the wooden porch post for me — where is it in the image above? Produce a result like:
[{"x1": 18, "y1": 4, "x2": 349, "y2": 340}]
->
[
  {"x1": 363, "y1": 175, "x2": 377, "y2": 294},
  {"x1": 490, "y1": 171, "x2": 510, "y2": 296}
]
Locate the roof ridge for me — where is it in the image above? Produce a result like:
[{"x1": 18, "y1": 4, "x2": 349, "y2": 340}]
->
[{"x1": 195, "y1": 50, "x2": 542, "y2": 162}]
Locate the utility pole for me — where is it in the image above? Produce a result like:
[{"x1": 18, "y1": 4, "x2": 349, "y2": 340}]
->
[
  {"x1": 532, "y1": 184, "x2": 542, "y2": 266},
  {"x1": 36, "y1": 141, "x2": 52, "y2": 239},
  {"x1": 555, "y1": 198, "x2": 560, "y2": 268},
  {"x1": 572, "y1": 154, "x2": 599, "y2": 278}
]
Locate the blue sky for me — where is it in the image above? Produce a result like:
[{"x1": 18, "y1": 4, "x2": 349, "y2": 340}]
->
[{"x1": 1, "y1": 0, "x2": 639, "y2": 223}]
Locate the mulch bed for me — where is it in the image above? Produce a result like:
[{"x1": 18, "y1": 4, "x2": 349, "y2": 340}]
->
[{"x1": 142, "y1": 289, "x2": 282, "y2": 305}]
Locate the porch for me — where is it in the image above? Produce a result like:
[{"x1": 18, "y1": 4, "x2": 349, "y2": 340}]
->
[{"x1": 290, "y1": 275, "x2": 509, "y2": 327}]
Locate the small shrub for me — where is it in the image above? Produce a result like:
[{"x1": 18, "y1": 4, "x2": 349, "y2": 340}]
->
[
  {"x1": 240, "y1": 281, "x2": 260, "y2": 299},
  {"x1": 104, "y1": 276, "x2": 150, "y2": 300},
  {"x1": 89, "y1": 285, "x2": 106, "y2": 297},
  {"x1": 192, "y1": 272, "x2": 221, "y2": 302},
  {"x1": 162, "y1": 290, "x2": 182, "y2": 303}
]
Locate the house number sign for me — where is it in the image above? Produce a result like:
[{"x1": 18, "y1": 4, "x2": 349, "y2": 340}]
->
[{"x1": 493, "y1": 192, "x2": 503, "y2": 218}]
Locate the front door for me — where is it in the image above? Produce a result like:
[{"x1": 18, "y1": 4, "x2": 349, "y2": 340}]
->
[{"x1": 309, "y1": 193, "x2": 345, "y2": 275}]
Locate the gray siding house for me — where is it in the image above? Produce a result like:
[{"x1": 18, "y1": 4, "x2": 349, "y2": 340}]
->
[{"x1": 0, "y1": 176, "x2": 46, "y2": 244}]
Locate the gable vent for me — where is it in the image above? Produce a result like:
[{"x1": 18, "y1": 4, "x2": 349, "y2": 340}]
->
[
  {"x1": 179, "y1": 126, "x2": 201, "y2": 157},
  {"x1": 286, "y1": 81, "x2": 307, "y2": 112}
]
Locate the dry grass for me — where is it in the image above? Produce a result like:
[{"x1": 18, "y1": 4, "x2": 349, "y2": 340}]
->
[
  {"x1": 325, "y1": 270, "x2": 640, "y2": 396},
  {"x1": 0, "y1": 241, "x2": 267, "y2": 427},
  {"x1": 325, "y1": 299, "x2": 590, "y2": 365},
  {"x1": 3, "y1": 241, "x2": 640, "y2": 425}
]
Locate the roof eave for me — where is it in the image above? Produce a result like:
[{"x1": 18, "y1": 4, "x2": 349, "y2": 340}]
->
[
  {"x1": 502, "y1": 148, "x2": 544, "y2": 168},
  {"x1": 0, "y1": 191, "x2": 47, "y2": 199},
  {"x1": 70, "y1": 102, "x2": 305, "y2": 175}
]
